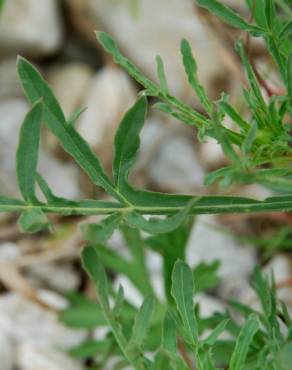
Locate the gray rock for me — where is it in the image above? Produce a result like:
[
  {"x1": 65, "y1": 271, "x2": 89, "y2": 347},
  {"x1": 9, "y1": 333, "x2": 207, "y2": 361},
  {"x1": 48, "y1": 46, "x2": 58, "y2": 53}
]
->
[
  {"x1": 0, "y1": 58, "x2": 23, "y2": 98},
  {"x1": 137, "y1": 117, "x2": 205, "y2": 192},
  {"x1": 18, "y1": 342, "x2": 84, "y2": 370},
  {"x1": 48, "y1": 63, "x2": 94, "y2": 119},
  {"x1": 88, "y1": 0, "x2": 225, "y2": 101},
  {"x1": 77, "y1": 66, "x2": 136, "y2": 155},
  {"x1": 0, "y1": 293, "x2": 86, "y2": 349},
  {"x1": 187, "y1": 215, "x2": 256, "y2": 298},
  {"x1": 0, "y1": 0, "x2": 63, "y2": 57},
  {"x1": 0, "y1": 331, "x2": 14, "y2": 370}
]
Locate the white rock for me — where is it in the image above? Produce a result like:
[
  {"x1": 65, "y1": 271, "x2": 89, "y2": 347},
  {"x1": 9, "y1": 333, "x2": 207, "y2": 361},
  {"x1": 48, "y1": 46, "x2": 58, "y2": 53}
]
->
[
  {"x1": 0, "y1": 242, "x2": 21, "y2": 262},
  {"x1": 0, "y1": 99, "x2": 81, "y2": 199},
  {"x1": 89, "y1": 0, "x2": 225, "y2": 100},
  {"x1": 0, "y1": 293, "x2": 86, "y2": 349},
  {"x1": 187, "y1": 215, "x2": 256, "y2": 297},
  {"x1": 0, "y1": 331, "x2": 14, "y2": 370},
  {"x1": 196, "y1": 294, "x2": 225, "y2": 318},
  {"x1": 137, "y1": 118, "x2": 205, "y2": 192},
  {"x1": 27, "y1": 263, "x2": 80, "y2": 293},
  {"x1": 0, "y1": 58, "x2": 22, "y2": 98},
  {"x1": 0, "y1": 0, "x2": 63, "y2": 57},
  {"x1": 48, "y1": 63, "x2": 94, "y2": 118},
  {"x1": 18, "y1": 342, "x2": 84, "y2": 370},
  {"x1": 77, "y1": 66, "x2": 136, "y2": 159}
]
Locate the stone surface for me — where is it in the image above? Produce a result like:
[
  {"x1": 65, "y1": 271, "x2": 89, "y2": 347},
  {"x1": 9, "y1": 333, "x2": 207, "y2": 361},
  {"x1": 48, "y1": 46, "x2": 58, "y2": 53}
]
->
[
  {"x1": 18, "y1": 342, "x2": 84, "y2": 370},
  {"x1": 0, "y1": 58, "x2": 23, "y2": 99},
  {"x1": 48, "y1": 63, "x2": 94, "y2": 118},
  {"x1": 0, "y1": 99, "x2": 81, "y2": 199},
  {"x1": 0, "y1": 331, "x2": 14, "y2": 370},
  {"x1": 137, "y1": 117, "x2": 205, "y2": 192},
  {"x1": 28, "y1": 263, "x2": 80, "y2": 293},
  {"x1": 88, "y1": 0, "x2": 225, "y2": 101},
  {"x1": 0, "y1": 0, "x2": 63, "y2": 57},
  {"x1": 0, "y1": 293, "x2": 86, "y2": 349},
  {"x1": 187, "y1": 215, "x2": 256, "y2": 298},
  {"x1": 77, "y1": 66, "x2": 136, "y2": 159}
]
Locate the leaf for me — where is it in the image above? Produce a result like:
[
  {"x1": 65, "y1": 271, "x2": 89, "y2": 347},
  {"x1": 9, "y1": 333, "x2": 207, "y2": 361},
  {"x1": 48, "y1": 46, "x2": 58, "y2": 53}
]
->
[
  {"x1": 229, "y1": 314, "x2": 259, "y2": 370},
  {"x1": 61, "y1": 304, "x2": 107, "y2": 328},
  {"x1": 97, "y1": 32, "x2": 157, "y2": 93},
  {"x1": 69, "y1": 339, "x2": 112, "y2": 359},
  {"x1": 235, "y1": 42, "x2": 267, "y2": 113},
  {"x1": 181, "y1": 39, "x2": 212, "y2": 114},
  {"x1": 16, "y1": 101, "x2": 43, "y2": 204},
  {"x1": 156, "y1": 56, "x2": 169, "y2": 94},
  {"x1": 112, "y1": 285, "x2": 125, "y2": 317},
  {"x1": 242, "y1": 120, "x2": 258, "y2": 157},
  {"x1": 193, "y1": 261, "x2": 220, "y2": 293},
  {"x1": 124, "y1": 197, "x2": 198, "y2": 234},
  {"x1": 0, "y1": 196, "x2": 25, "y2": 213},
  {"x1": 113, "y1": 96, "x2": 147, "y2": 192},
  {"x1": 171, "y1": 260, "x2": 198, "y2": 344},
  {"x1": 147, "y1": 222, "x2": 192, "y2": 300},
  {"x1": 264, "y1": 0, "x2": 276, "y2": 30},
  {"x1": 36, "y1": 173, "x2": 77, "y2": 207},
  {"x1": 17, "y1": 209, "x2": 50, "y2": 233},
  {"x1": 279, "y1": 21, "x2": 292, "y2": 40},
  {"x1": 128, "y1": 296, "x2": 155, "y2": 348},
  {"x1": 219, "y1": 100, "x2": 249, "y2": 132},
  {"x1": 17, "y1": 57, "x2": 119, "y2": 201},
  {"x1": 287, "y1": 49, "x2": 292, "y2": 111},
  {"x1": 82, "y1": 246, "x2": 110, "y2": 310},
  {"x1": 196, "y1": 0, "x2": 264, "y2": 34},
  {"x1": 161, "y1": 311, "x2": 177, "y2": 353},
  {"x1": 201, "y1": 319, "x2": 229, "y2": 347},
  {"x1": 81, "y1": 213, "x2": 122, "y2": 244}
]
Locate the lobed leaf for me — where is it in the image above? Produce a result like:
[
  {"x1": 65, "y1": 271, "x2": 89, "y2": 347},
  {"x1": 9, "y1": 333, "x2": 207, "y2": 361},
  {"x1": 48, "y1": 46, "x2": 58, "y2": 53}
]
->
[
  {"x1": 181, "y1": 39, "x2": 212, "y2": 114},
  {"x1": 17, "y1": 57, "x2": 119, "y2": 201}
]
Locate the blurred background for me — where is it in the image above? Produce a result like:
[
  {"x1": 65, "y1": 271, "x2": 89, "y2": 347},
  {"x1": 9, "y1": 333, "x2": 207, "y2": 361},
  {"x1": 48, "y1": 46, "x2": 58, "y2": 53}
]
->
[{"x1": 0, "y1": 1, "x2": 291, "y2": 369}]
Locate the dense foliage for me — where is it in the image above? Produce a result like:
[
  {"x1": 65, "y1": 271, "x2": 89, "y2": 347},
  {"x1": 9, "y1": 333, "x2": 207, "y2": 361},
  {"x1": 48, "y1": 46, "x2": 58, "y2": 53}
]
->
[{"x1": 0, "y1": 0, "x2": 292, "y2": 368}]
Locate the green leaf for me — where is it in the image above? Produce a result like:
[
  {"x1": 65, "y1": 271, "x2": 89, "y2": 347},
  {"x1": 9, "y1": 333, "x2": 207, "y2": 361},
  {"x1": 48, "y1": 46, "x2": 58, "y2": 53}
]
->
[
  {"x1": 61, "y1": 304, "x2": 107, "y2": 328},
  {"x1": 97, "y1": 32, "x2": 157, "y2": 93},
  {"x1": 156, "y1": 56, "x2": 169, "y2": 94},
  {"x1": 69, "y1": 339, "x2": 112, "y2": 359},
  {"x1": 161, "y1": 311, "x2": 177, "y2": 353},
  {"x1": 229, "y1": 314, "x2": 259, "y2": 370},
  {"x1": 113, "y1": 96, "x2": 147, "y2": 192},
  {"x1": 181, "y1": 39, "x2": 212, "y2": 114},
  {"x1": 279, "y1": 21, "x2": 292, "y2": 40},
  {"x1": 171, "y1": 260, "x2": 198, "y2": 344},
  {"x1": 287, "y1": 49, "x2": 292, "y2": 111},
  {"x1": 17, "y1": 209, "x2": 50, "y2": 233},
  {"x1": 196, "y1": 0, "x2": 264, "y2": 34},
  {"x1": 129, "y1": 296, "x2": 155, "y2": 348},
  {"x1": 0, "y1": 196, "x2": 25, "y2": 213},
  {"x1": 242, "y1": 120, "x2": 258, "y2": 157},
  {"x1": 201, "y1": 319, "x2": 229, "y2": 347},
  {"x1": 124, "y1": 197, "x2": 198, "y2": 234},
  {"x1": 235, "y1": 42, "x2": 267, "y2": 113},
  {"x1": 81, "y1": 213, "x2": 122, "y2": 244},
  {"x1": 264, "y1": 0, "x2": 276, "y2": 30},
  {"x1": 17, "y1": 57, "x2": 119, "y2": 201},
  {"x1": 16, "y1": 101, "x2": 43, "y2": 204},
  {"x1": 193, "y1": 261, "x2": 220, "y2": 293},
  {"x1": 219, "y1": 101, "x2": 250, "y2": 132}
]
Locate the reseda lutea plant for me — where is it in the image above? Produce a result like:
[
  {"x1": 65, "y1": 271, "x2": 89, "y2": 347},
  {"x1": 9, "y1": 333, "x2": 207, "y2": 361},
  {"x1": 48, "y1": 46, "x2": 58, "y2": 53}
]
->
[{"x1": 0, "y1": 0, "x2": 292, "y2": 369}]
